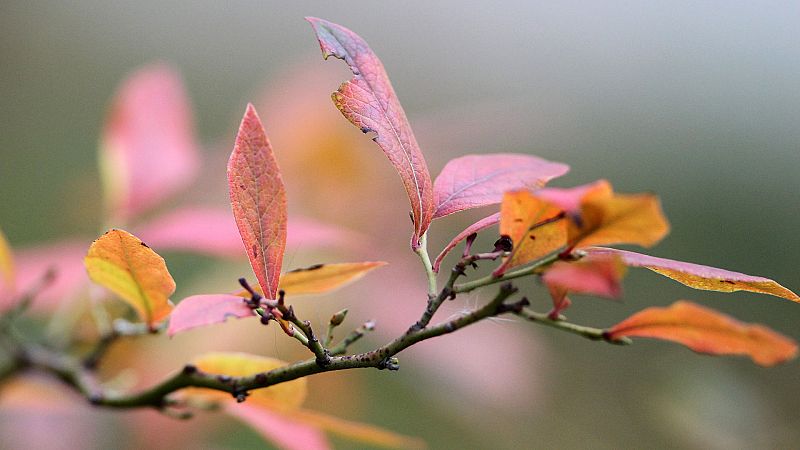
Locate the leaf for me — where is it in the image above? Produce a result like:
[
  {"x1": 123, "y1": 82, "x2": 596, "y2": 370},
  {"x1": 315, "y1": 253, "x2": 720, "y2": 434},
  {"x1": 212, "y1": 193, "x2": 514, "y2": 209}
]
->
[
  {"x1": 493, "y1": 191, "x2": 567, "y2": 276},
  {"x1": 543, "y1": 254, "x2": 626, "y2": 299},
  {"x1": 84, "y1": 229, "x2": 175, "y2": 326},
  {"x1": 537, "y1": 179, "x2": 612, "y2": 215},
  {"x1": 99, "y1": 63, "x2": 200, "y2": 221},
  {"x1": 554, "y1": 181, "x2": 669, "y2": 249},
  {"x1": 432, "y1": 212, "x2": 500, "y2": 273},
  {"x1": 167, "y1": 294, "x2": 255, "y2": 337},
  {"x1": 432, "y1": 153, "x2": 569, "y2": 219},
  {"x1": 186, "y1": 352, "x2": 306, "y2": 410},
  {"x1": 607, "y1": 300, "x2": 798, "y2": 366},
  {"x1": 289, "y1": 409, "x2": 426, "y2": 449},
  {"x1": 228, "y1": 104, "x2": 287, "y2": 299},
  {"x1": 225, "y1": 404, "x2": 331, "y2": 450},
  {"x1": 135, "y1": 207, "x2": 359, "y2": 258},
  {"x1": 0, "y1": 228, "x2": 15, "y2": 296},
  {"x1": 307, "y1": 17, "x2": 434, "y2": 248},
  {"x1": 586, "y1": 247, "x2": 800, "y2": 303},
  {"x1": 278, "y1": 262, "x2": 387, "y2": 296}
]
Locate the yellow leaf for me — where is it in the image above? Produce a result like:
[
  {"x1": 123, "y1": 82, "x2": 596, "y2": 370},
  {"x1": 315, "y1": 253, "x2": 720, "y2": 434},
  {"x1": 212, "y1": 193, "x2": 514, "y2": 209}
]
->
[
  {"x1": 0, "y1": 229, "x2": 14, "y2": 295},
  {"x1": 278, "y1": 262, "x2": 387, "y2": 295},
  {"x1": 84, "y1": 229, "x2": 175, "y2": 326},
  {"x1": 187, "y1": 352, "x2": 306, "y2": 411},
  {"x1": 494, "y1": 190, "x2": 567, "y2": 276},
  {"x1": 571, "y1": 184, "x2": 670, "y2": 249},
  {"x1": 290, "y1": 408, "x2": 426, "y2": 449}
]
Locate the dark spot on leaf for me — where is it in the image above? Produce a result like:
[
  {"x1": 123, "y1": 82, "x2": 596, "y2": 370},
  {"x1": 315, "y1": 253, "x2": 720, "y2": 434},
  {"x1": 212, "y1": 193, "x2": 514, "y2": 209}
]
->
[
  {"x1": 360, "y1": 126, "x2": 373, "y2": 134},
  {"x1": 239, "y1": 184, "x2": 245, "y2": 190},
  {"x1": 140, "y1": 241, "x2": 150, "y2": 248},
  {"x1": 513, "y1": 218, "x2": 523, "y2": 222},
  {"x1": 289, "y1": 263, "x2": 325, "y2": 273},
  {"x1": 252, "y1": 244, "x2": 258, "y2": 259},
  {"x1": 720, "y1": 280, "x2": 736, "y2": 285},
  {"x1": 529, "y1": 235, "x2": 536, "y2": 240}
]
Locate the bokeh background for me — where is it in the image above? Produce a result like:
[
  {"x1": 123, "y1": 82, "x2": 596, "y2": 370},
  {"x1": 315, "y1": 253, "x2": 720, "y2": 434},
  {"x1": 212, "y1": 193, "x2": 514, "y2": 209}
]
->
[{"x1": 1, "y1": 1, "x2": 799, "y2": 449}]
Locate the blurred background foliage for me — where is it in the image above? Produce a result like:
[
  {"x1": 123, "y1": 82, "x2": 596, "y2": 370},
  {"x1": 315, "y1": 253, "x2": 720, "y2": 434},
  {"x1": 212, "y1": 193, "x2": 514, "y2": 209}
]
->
[{"x1": 1, "y1": 1, "x2": 799, "y2": 449}]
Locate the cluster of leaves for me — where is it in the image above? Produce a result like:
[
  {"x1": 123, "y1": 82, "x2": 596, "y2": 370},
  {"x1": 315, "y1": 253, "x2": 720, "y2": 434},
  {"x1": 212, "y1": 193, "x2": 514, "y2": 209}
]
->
[{"x1": 1, "y1": 16, "x2": 798, "y2": 450}]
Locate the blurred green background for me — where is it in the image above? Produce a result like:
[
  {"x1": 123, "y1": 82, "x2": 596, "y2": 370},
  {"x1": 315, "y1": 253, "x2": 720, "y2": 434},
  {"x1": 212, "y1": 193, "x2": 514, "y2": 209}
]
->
[{"x1": 1, "y1": 1, "x2": 799, "y2": 449}]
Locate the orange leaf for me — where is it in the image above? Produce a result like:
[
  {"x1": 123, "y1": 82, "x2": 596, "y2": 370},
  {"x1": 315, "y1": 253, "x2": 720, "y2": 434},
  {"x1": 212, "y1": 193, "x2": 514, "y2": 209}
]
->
[
  {"x1": 186, "y1": 352, "x2": 306, "y2": 411},
  {"x1": 586, "y1": 247, "x2": 800, "y2": 303},
  {"x1": 84, "y1": 229, "x2": 174, "y2": 326},
  {"x1": 228, "y1": 104, "x2": 287, "y2": 299},
  {"x1": 0, "y1": 228, "x2": 15, "y2": 296},
  {"x1": 278, "y1": 262, "x2": 387, "y2": 296},
  {"x1": 493, "y1": 190, "x2": 567, "y2": 276},
  {"x1": 549, "y1": 180, "x2": 670, "y2": 249},
  {"x1": 307, "y1": 17, "x2": 434, "y2": 248},
  {"x1": 607, "y1": 301, "x2": 798, "y2": 366}
]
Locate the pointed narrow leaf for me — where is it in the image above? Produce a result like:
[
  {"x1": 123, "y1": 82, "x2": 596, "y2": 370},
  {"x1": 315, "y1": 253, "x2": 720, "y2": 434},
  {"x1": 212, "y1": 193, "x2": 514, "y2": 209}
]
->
[
  {"x1": 307, "y1": 17, "x2": 434, "y2": 248},
  {"x1": 278, "y1": 262, "x2": 387, "y2": 295},
  {"x1": 228, "y1": 104, "x2": 287, "y2": 299},
  {"x1": 494, "y1": 191, "x2": 567, "y2": 276},
  {"x1": 607, "y1": 301, "x2": 798, "y2": 366},
  {"x1": 0, "y1": 229, "x2": 15, "y2": 296},
  {"x1": 433, "y1": 153, "x2": 568, "y2": 219},
  {"x1": 290, "y1": 408, "x2": 426, "y2": 449},
  {"x1": 543, "y1": 254, "x2": 625, "y2": 299},
  {"x1": 586, "y1": 247, "x2": 800, "y2": 302},
  {"x1": 433, "y1": 212, "x2": 500, "y2": 273},
  {"x1": 167, "y1": 294, "x2": 254, "y2": 337},
  {"x1": 187, "y1": 352, "x2": 306, "y2": 410},
  {"x1": 84, "y1": 229, "x2": 175, "y2": 326},
  {"x1": 226, "y1": 404, "x2": 331, "y2": 450},
  {"x1": 100, "y1": 64, "x2": 200, "y2": 221}
]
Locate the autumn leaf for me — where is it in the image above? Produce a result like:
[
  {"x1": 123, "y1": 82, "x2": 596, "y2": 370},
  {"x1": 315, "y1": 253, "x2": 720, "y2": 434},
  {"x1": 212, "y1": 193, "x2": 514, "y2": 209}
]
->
[
  {"x1": 537, "y1": 179, "x2": 612, "y2": 215},
  {"x1": 99, "y1": 63, "x2": 200, "y2": 222},
  {"x1": 543, "y1": 255, "x2": 626, "y2": 299},
  {"x1": 586, "y1": 247, "x2": 800, "y2": 303},
  {"x1": 433, "y1": 212, "x2": 500, "y2": 273},
  {"x1": 0, "y1": 228, "x2": 15, "y2": 296},
  {"x1": 228, "y1": 104, "x2": 287, "y2": 300},
  {"x1": 84, "y1": 229, "x2": 175, "y2": 326},
  {"x1": 432, "y1": 153, "x2": 569, "y2": 219},
  {"x1": 225, "y1": 404, "x2": 330, "y2": 450},
  {"x1": 135, "y1": 207, "x2": 360, "y2": 259},
  {"x1": 307, "y1": 17, "x2": 434, "y2": 248},
  {"x1": 167, "y1": 295, "x2": 254, "y2": 337},
  {"x1": 278, "y1": 262, "x2": 387, "y2": 296},
  {"x1": 288, "y1": 408, "x2": 426, "y2": 449},
  {"x1": 493, "y1": 191, "x2": 567, "y2": 276},
  {"x1": 607, "y1": 301, "x2": 798, "y2": 366},
  {"x1": 185, "y1": 352, "x2": 306, "y2": 410}
]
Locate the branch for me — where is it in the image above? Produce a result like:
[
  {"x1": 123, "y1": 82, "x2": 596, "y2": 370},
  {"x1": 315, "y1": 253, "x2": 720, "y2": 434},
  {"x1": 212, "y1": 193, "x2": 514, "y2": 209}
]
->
[{"x1": 514, "y1": 308, "x2": 632, "y2": 345}]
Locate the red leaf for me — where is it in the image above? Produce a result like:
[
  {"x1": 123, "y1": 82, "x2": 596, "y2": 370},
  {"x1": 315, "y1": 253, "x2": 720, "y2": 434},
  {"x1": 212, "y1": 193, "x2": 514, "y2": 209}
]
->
[
  {"x1": 167, "y1": 294, "x2": 254, "y2": 337},
  {"x1": 586, "y1": 248, "x2": 800, "y2": 302},
  {"x1": 432, "y1": 212, "x2": 500, "y2": 273},
  {"x1": 306, "y1": 17, "x2": 434, "y2": 248},
  {"x1": 228, "y1": 105, "x2": 287, "y2": 299},
  {"x1": 542, "y1": 255, "x2": 625, "y2": 299},
  {"x1": 100, "y1": 63, "x2": 200, "y2": 221},
  {"x1": 537, "y1": 180, "x2": 611, "y2": 214},
  {"x1": 432, "y1": 153, "x2": 568, "y2": 219},
  {"x1": 607, "y1": 301, "x2": 798, "y2": 366},
  {"x1": 135, "y1": 207, "x2": 358, "y2": 258}
]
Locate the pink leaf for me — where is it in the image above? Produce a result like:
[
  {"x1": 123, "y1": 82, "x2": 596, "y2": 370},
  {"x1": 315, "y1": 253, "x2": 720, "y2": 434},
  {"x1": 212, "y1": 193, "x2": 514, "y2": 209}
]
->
[
  {"x1": 228, "y1": 104, "x2": 287, "y2": 299},
  {"x1": 100, "y1": 63, "x2": 200, "y2": 221},
  {"x1": 432, "y1": 212, "x2": 500, "y2": 273},
  {"x1": 586, "y1": 247, "x2": 800, "y2": 302},
  {"x1": 136, "y1": 208, "x2": 357, "y2": 258},
  {"x1": 167, "y1": 294, "x2": 254, "y2": 337},
  {"x1": 307, "y1": 17, "x2": 434, "y2": 248},
  {"x1": 225, "y1": 403, "x2": 331, "y2": 450},
  {"x1": 536, "y1": 179, "x2": 611, "y2": 214},
  {"x1": 433, "y1": 153, "x2": 568, "y2": 219},
  {"x1": 10, "y1": 241, "x2": 88, "y2": 312},
  {"x1": 542, "y1": 254, "x2": 625, "y2": 299}
]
